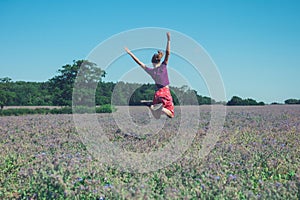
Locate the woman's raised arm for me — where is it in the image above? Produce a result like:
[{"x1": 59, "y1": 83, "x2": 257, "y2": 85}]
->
[
  {"x1": 163, "y1": 32, "x2": 171, "y2": 65},
  {"x1": 124, "y1": 47, "x2": 146, "y2": 69}
]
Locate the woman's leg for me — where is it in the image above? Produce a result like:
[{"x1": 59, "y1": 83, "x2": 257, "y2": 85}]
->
[
  {"x1": 151, "y1": 87, "x2": 174, "y2": 119},
  {"x1": 162, "y1": 107, "x2": 174, "y2": 118},
  {"x1": 155, "y1": 88, "x2": 174, "y2": 118},
  {"x1": 150, "y1": 104, "x2": 162, "y2": 119}
]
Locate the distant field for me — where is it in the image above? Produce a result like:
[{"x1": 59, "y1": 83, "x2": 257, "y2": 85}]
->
[{"x1": 0, "y1": 105, "x2": 299, "y2": 199}]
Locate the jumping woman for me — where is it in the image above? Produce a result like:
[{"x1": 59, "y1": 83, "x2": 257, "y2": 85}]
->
[{"x1": 125, "y1": 32, "x2": 174, "y2": 119}]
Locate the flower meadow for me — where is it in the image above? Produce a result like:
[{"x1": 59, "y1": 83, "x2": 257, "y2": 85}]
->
[{"x1": 0, "y1": 105, "x2": 300, "y2": 199}]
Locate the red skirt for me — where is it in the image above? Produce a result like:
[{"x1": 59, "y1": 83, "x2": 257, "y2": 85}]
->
[{"x1": 153, "y1": 86, "x2": 174, "y2": 117}]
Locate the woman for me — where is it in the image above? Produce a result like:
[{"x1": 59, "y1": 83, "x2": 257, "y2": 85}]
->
[{"x1": 124, "y1": 32, "x2": 174, "y2": 118}]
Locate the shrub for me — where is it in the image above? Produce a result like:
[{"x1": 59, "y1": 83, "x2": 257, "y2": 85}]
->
[
  {"x1": 0, "y1": 105, "x2": 116, "y2": 116},
  {"x1": 96, "y1": 104, "x2": 116, "y2": 113},
  {"x1": 50, "y1": 107, "x2": 72, "y2": 114}
]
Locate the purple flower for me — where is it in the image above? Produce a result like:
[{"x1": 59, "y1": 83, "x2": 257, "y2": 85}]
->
[
  {"x1": 228, "y1": 174, "x2": 237, "y2": 181},
  {"x1": 201, "y1": 184, "x2": 205, "y2": 190},
  {"x1": 104, "y1": 183, "x2": 113, "y2": 189}
]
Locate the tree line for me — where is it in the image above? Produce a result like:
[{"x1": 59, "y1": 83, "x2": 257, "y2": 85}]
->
[
  {"x1": 0, "y1": 60, "x2": 215, "y2": 109},
  {"x1": 284, "y1": 99, "x2": 300, "y2": 104},
  {"x1": 226, "y1": 96, "x2": 265, "y2": 106},
  {"x1": 1, "y1": 60, "x2": 297, "y2": 108}
]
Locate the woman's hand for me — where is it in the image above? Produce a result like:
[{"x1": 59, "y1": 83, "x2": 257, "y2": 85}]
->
[
  {"x1": 124, "y1": 47, "x2": 130, "y2": 54},
  {"x1": 166, "y1": 32, "x2": 170, "y2": 41}
]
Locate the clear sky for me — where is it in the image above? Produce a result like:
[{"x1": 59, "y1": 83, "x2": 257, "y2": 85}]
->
[{"x1": 1, "y1": 0, "x2": 300, "y2": 103}]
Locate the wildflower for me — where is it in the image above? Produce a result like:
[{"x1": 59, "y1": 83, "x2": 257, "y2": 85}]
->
[
  {"x1": 201, "y1": 184, "x2": 205, "y2": 190},
  {"x1": 228, "y1": 174, "x2": 237, "y2": 181},
  {"x1": 275, "y1": 182, "x2": 281, "y2": 187},
  {"x1": 104, "y1": 183, "x2": 113, "y2": 189}
]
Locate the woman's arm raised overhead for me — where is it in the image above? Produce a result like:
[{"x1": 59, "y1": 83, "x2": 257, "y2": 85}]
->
[
  {"x1": 163, "y1": 32, "x2": 171, "y2": 65},
  {"x1": 124, "y1": 47, "x2": 146, "y2": 69}
]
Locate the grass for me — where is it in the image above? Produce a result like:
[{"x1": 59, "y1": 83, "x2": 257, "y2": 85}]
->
[{"x1": 0, "y1": 105, "x2": 299, "y2": 199}]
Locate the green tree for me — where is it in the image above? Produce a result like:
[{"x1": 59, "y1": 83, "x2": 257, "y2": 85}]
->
[
  {"x1": 0, "y1": 77, "x2": 16, "y2": 108},
  {"x1": 284, "y1": 99, "x2": 300, "y2": 104},
  {"x1": 95, "y1": 81, "x2": 115, "y2": 105},
  {"x1": 227, "y1": 96, "x2": 265, "y2": 106},
  {"x1": 227, "y1": 96, "x2": 243, "y2": 106},
  {"x1": 0, "y1": 91, "x2": 7, "y2": 109},
  {"x1": 0, "y1": 77, "x2": 12, "y2": 83},
  {"x1": 244, "y1": 98, "x2": 257, "y2": 106},
  {"x1": 49, "y1": 60, "x2": 106, "y2": 106}
]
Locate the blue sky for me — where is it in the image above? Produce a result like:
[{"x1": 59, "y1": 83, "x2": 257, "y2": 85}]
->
[{"x1": 0, "y1": 0, "x2": 300, "y2": 103}]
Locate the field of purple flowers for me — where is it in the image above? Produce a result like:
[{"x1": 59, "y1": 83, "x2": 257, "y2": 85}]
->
[{"x1": 1, "y1": 105, "x2": 300, "y2": 199}]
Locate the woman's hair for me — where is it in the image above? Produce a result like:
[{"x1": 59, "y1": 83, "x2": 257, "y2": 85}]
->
[{"x1": 151, "y1": 50, "x2": 164, "y2": 63}]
